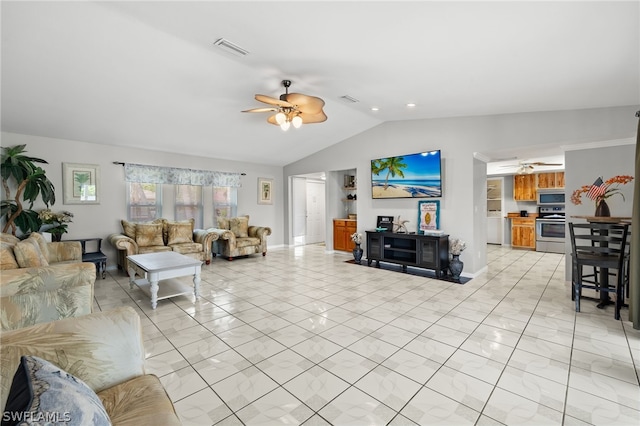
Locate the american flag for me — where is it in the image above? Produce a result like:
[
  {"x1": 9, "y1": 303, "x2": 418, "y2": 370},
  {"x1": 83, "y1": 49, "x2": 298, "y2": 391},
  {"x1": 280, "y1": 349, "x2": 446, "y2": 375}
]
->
[{"x1": 586, "y1": 177, "x2": 608, "y2": 200}]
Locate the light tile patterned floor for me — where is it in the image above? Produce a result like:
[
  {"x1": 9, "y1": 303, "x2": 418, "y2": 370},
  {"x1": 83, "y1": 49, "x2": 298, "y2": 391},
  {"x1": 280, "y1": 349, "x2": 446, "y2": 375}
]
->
[{"x1": 94, "y1": 245, "x2": 640, "y2": 425}]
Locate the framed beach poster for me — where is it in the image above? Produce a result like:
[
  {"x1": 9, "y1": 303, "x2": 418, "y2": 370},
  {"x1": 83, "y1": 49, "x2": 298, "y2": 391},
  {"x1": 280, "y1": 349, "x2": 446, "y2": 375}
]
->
[
  {"x1": 417, "y1": 200, "x2": 440, "y2": 233},
  {"x1": 258, "y1": 177, "x2": 273, "y2": 205},
  {"x1": 62, "y1": 163, "x2": 100, "y2": 204}
]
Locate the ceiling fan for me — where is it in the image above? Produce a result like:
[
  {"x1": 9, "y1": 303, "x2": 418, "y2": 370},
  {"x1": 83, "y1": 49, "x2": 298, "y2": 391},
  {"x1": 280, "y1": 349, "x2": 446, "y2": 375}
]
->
[
  {"x1": 501, "y1": 161, "x2": 563, "y2": 174},
  {"x1": 242, "y1": 80, "x2": 327, "y2": 131}
]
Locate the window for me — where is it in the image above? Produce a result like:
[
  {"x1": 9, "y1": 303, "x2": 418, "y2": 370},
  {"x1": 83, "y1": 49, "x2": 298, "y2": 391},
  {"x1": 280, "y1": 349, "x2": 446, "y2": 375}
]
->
[
  {"x1": 213, "y1": 186, "x2": 237, "y2": 221},
  {"x1": 127, "y1": 183, "x2": 161, "y2": 221},
  {"x1": 175, "y1": 185, "x2": 203, "y2": 228}
]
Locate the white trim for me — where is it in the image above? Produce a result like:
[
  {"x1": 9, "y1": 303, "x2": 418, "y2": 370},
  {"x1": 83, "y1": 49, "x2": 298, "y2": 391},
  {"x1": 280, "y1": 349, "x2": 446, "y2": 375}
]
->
[{"x1": 562, "y1": 137, "x2": 635, "y2": 152}]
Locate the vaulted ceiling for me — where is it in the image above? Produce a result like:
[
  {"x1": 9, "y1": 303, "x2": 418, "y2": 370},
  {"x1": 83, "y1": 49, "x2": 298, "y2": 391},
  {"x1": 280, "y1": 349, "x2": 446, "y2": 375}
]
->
[{"x1": 2, "y1": 1, "x2": 638, "y2": 166}]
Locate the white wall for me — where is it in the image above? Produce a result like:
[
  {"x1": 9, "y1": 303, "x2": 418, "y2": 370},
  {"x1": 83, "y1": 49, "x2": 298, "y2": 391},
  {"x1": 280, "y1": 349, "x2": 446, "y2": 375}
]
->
[
  {"x1": 283, "y1": 105, "x2": 639, "y2": 275},
  {"x1": 1, "y1": 132, "x2": 284, "y2": 269}
]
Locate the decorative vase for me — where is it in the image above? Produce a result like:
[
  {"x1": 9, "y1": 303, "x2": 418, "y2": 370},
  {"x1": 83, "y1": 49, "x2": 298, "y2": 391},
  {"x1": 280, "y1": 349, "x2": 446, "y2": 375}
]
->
[
  {"x1": 595, "y1": 199, "x2": 611, "y2": 217},
  {"x1": 449, "y1": 254, "x2": 463, "y2": 280},
  {"x1": 353, "y1": 243, "x2": 363, "y2": 264}
]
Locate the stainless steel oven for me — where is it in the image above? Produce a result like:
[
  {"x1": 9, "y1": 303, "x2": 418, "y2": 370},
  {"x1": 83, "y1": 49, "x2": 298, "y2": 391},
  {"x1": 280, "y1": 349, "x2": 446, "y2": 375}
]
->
[{"x1": 535, "y1": 206, "x2": 566, "y2": 253}]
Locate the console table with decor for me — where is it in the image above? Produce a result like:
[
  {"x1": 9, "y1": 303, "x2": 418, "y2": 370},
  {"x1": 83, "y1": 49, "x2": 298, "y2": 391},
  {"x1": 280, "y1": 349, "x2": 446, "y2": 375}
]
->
[
  {"x1": 366, "y1": 231, "x2": 450, "y2": 278},
  {"x1": 68, "y1": 237, "x2": 107, "y2": 279}
]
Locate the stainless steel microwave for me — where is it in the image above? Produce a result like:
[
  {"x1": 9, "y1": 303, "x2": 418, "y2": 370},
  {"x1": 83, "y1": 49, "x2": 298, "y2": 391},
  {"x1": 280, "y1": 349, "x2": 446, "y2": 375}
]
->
[{"x1": 537, "y1": 190, "x2": 565, "y2": 205}]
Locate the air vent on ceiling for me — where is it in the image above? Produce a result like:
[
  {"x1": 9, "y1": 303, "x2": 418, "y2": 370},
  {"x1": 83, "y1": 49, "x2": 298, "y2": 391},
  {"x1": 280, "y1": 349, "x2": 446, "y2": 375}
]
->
[
  {"x1": 213, "y1": 38, "x2": 249, "y2": 57},
  {"x1": 339, "y1": 95, "x2": 359, "y2": 103}
]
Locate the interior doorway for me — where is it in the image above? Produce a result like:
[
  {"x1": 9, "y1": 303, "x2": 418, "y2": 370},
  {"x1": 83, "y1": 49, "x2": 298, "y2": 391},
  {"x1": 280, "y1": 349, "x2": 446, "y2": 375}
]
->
[{"x1": 291, "y1": 174, "x2": 326, "y2": 246}]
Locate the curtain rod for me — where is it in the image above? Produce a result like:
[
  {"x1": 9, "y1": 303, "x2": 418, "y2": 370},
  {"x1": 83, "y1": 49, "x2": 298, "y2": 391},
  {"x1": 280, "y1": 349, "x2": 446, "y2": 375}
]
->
[{"x1": 112, "y1": 161, "x2": 246, "y2": 175}]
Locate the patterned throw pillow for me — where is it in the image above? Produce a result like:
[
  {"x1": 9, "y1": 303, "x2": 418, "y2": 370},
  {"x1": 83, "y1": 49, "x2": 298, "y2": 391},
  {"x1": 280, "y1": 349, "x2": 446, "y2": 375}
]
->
[
  {"x1": 0, "y1": 241, "x2": 19, "y2": 270},
  {"x1": 3, "y1": 355, "x2": 111, "y2": 426},
  {"x1": 217, "y1": 217, "x2": 230, "y2": 230},
  {"x1": 167, "y1": 222, "x2": 193, "y2": 245},
  {"x1": 135, "y1": 223, "x2": 164, "y2": 247},
  {"x1": 13, "y1": 237, "x2": 49, "y2": 268},
  {"x1": 29, "y1": 233, "x2": 50, "y2": 261},
  {"x1": 229, "y1": 216, "x2": 249, "y2": 238},
  {"x1": 121, "y1": 220, "x2": 137, "y2": 239}
]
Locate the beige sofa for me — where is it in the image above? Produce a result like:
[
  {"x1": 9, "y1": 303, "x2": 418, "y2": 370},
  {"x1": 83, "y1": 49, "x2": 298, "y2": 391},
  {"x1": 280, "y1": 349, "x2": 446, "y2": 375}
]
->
[
  {"x1": 0, "y1": 232, "x2": 96, "y2": 331},
  {"x1": 108, "y1": 218, "x2": 218, "y2": 272},
  {"x1": 1, "y1": 307, "x2": 181, "y2": 425},
  {"x1": 208, "y1": 215, "x2": 271, "y2": 260}
]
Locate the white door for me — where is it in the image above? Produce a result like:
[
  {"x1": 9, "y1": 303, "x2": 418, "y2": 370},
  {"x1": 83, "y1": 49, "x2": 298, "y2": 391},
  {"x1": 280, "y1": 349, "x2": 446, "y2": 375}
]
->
[
  {"x1": 305, "y1": 181, "x2": 325, "y2": 244},
  {"x1": 292, "y1": 177, "x2": 307, "y2": 244}
]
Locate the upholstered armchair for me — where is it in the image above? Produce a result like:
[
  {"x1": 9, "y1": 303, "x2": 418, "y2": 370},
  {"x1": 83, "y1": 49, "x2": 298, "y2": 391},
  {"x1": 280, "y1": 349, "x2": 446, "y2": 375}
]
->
[
  {"x1": 108, "y1": 218, "x2": 218, "y2": 272},
  {"x1": 208, "y1": 215, "x2": 271, "y2": 260}
]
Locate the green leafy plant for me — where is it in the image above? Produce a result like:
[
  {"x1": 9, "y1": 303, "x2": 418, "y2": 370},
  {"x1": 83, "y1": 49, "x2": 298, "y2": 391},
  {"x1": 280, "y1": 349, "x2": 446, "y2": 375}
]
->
[{"x1": 1, "y1": 144, "x2": 56, "y2": 235}]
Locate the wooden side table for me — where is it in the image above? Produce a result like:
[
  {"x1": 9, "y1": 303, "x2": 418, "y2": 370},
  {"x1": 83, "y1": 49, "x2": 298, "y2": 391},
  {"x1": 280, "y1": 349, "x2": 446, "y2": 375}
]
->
[{"x1": 69, "y1": 238, "x2": 107, "y2": 279}]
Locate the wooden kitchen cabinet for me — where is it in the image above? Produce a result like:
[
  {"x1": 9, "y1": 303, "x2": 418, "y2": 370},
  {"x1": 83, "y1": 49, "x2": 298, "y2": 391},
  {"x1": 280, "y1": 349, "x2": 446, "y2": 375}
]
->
[
  {"x1": 513, "y1": 174, "x2": 537, "y2": 201},
  {"x1": 537, "y1": 172, "x2": 565, "y2": 189},
  {"x1": 511, "y1": 217, "x2": 536, "y2": 249},
  {"x1": 333, "y1": 219, "x2": 357, "y2": 252}
]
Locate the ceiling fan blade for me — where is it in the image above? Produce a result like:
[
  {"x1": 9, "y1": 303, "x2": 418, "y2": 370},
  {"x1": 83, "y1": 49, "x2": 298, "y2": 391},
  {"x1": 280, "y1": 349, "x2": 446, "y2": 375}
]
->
[
  {"x1": 530, "y1": 162, "x2": 563, "y2": 166},
  {"x1": 255, "y1": 94, "x2": 293, "y2": 108},
  {"x1": 284, "y1": 93, "x2": 325, "y2": 114},
  {"x1": 242, "y1": 107, "x2": 278, "y2": 113},
  {"x1": 300, "y1": 111, "x2": 328, "y2": 124}
]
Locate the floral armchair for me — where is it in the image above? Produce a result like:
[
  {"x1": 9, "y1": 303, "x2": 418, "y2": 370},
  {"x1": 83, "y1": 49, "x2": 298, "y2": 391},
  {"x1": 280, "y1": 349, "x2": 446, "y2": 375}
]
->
[
  {"x1": 108, "y1": 218, "x2": 218, "y2": 272},
  {"x1": 208, "y1": 215, "x2": 271, "y2": 260}
]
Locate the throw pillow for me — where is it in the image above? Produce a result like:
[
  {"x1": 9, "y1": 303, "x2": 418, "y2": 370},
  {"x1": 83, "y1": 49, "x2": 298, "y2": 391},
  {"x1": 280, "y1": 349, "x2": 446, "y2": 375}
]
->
[
  {"x1": 3, "y1": 355, "x2": 111, "y2": 426},
  {"x1": 29, "y1": 233, "x2": 50, "y2": 262},
  {"x1": 229, "y1": 216, "x2": 249, "y2": 238},
  {"x1": 13, "y1": 238, "x2": 49, "y2": 268},
  {"x1": 135, "y1": 223, "x2": 164, "y2": 247},
  {"x1": 121, "y1": 220, "x2": 137, "y2": 239},
  {"x1": 167, "y1": 222, "x2": 193, "y2": 245},
  {"x1": 217, "y1": 217, "x2": 230, "y2": 230},
  {"x1": 0, "y1": 241, "x2": 19, "y2": 270}
]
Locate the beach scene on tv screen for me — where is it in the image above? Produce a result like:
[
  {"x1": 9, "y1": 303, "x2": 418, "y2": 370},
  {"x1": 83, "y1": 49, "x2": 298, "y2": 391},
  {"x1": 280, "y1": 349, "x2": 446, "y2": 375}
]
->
[{"x1": 371, "y1": 150, "x2": 442, "y2": 198}]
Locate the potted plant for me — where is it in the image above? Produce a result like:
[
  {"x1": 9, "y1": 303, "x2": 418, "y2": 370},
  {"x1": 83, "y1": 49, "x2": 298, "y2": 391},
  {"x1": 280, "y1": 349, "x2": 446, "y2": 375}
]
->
[
  {"x1": 351, "y1": 232, "x2": 364, "y2": 264},
  {"x1": 38, "y1": 209, "x2": 73, "y2": 241},
  {"x1": 1, "y1": 145, "x2": 56, "y2": 235}
]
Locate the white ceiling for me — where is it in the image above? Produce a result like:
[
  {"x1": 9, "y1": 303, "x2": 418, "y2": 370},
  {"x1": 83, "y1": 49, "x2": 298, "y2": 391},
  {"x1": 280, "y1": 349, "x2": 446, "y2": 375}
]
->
[{"x1": 2, "y1": 1, "x2": 638, "y2": 167}]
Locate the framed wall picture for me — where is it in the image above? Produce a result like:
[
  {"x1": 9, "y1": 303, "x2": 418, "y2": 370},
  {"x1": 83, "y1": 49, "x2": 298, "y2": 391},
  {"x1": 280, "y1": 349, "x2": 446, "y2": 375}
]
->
[
  {"x1": 258, "y1": 177, "x2": 273, "y2": 205},
  {"x1": 417, "y1": 200, "x2": 440, "y2": 233},
  {"x1": 62, "y1": 163, "x2": 100, "y2": 204}
]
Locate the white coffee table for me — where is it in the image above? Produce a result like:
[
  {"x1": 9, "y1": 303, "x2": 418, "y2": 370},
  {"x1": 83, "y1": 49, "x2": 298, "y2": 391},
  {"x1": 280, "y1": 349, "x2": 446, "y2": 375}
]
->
[{"x1": 127, "y1": 252, "x2": 202, "y2": 309}]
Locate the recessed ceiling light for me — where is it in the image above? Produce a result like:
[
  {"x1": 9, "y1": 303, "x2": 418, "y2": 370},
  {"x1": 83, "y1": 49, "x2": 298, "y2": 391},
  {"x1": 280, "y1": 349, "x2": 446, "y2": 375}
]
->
[
  {"x1": 406, "y1": 103, "x2": 416, "y2": 108},
  {"x1": 371, "y1": 107, "x2": 379, "y2": 111}
]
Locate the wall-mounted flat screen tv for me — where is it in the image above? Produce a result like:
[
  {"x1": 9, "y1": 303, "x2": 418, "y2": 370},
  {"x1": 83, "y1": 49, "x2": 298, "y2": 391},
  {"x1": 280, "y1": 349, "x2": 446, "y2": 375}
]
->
[{"x1": 371, "y1": 150, "x2": 442, "y2": 199}]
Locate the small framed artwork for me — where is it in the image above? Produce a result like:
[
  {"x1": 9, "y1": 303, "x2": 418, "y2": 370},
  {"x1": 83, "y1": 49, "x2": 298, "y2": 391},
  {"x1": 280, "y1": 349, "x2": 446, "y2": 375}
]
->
[
  {"x1": 417, "y1": 200, "x2": 440, "y2": 233},
  {"x1": 258, "y1": 177, "x2": 273, "y2": 205},
  {"x1": 62, "y1": 163, "x2": 100, "y2": 204}
]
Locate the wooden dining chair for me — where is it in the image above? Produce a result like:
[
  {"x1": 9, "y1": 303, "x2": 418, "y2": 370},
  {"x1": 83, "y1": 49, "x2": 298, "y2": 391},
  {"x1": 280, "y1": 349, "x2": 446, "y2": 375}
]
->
[{"x1": 569, "y1": 222, "x2": 629, "y2": 320}]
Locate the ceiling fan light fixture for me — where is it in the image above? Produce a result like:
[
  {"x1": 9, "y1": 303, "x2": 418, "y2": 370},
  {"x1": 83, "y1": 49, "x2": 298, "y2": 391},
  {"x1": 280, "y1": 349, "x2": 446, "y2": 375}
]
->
[
  {"x1": 280, "y1": 121, "x2": 291, "y2": 131},
  {"x1": 275, "y1": 112, "x2": 286, "y2": 125},
  {"x1": 292, "y1": 115, "x2": 303, "y2": 128}
]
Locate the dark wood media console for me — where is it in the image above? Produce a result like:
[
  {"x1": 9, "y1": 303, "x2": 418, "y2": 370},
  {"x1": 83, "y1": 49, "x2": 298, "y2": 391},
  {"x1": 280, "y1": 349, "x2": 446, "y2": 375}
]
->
[{"x1": 365, "y1": 231, "x2": 450, "y2": 277}]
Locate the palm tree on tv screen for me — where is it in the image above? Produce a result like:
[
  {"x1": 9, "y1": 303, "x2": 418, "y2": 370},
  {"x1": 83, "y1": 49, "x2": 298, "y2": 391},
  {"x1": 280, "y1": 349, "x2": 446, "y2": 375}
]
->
[{"x1": 373, "y1": 156, "x2": 408, "y2": 189}]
